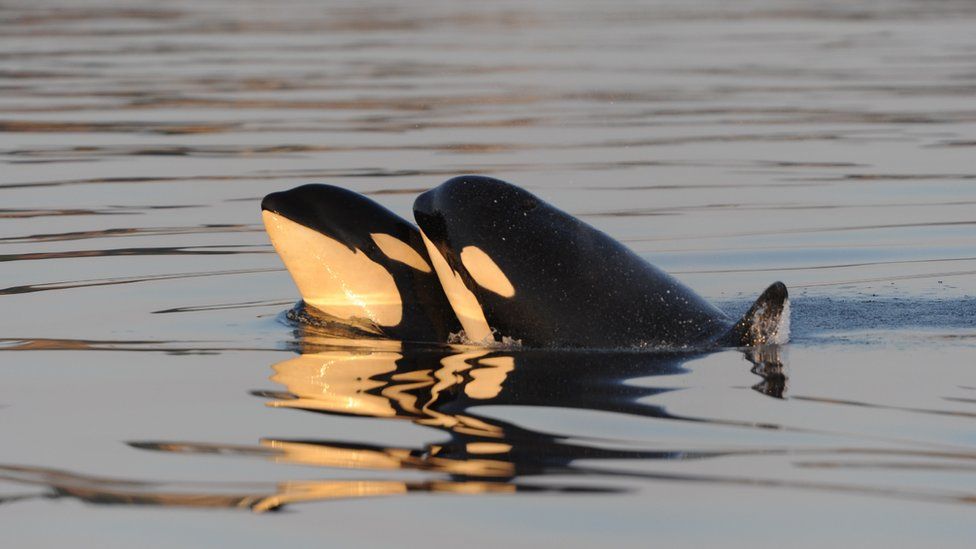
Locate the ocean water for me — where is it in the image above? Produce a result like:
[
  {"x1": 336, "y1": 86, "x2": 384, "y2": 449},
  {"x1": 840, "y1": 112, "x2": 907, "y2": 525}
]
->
[{"x1": 1, "y1": 0, "x2": 975, "y2": 546}]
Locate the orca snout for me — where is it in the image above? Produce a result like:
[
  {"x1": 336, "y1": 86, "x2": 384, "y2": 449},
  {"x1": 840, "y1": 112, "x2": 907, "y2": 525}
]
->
[
  {"x1": 260, "y1": 184, "x2": 352, "y2": 230},
  {"x1": 412, "y1": 189, "x2": 450, "y2": 246},
  {"x1": 260, "y1": 190, "x2": 288, "y2": 215},
  {"x1": 412, "y1": 188, "x2": 434, "y2": 219},
  {"x1": 260, "y1": 187, "x2": 315, "y2": 223}
]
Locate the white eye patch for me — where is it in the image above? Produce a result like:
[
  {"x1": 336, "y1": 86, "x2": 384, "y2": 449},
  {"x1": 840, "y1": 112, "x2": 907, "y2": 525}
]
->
[
  {"x1": 460, "y1": 246, "x2": 515, "y2": 298},
  {"x1": 370, "y1": 233, "x2": 432, "y2": 273}
]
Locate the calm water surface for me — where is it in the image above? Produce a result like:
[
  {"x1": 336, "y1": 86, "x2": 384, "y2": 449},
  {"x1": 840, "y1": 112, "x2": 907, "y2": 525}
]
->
[{"x1": 2, "y1": 0, "x2": 976, "y2": 546}]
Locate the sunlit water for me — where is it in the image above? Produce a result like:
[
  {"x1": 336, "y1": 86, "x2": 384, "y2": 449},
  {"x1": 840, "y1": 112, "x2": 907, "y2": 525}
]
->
[{"x1": 2, "y1": 0, "x2": 975, "y2": 546}]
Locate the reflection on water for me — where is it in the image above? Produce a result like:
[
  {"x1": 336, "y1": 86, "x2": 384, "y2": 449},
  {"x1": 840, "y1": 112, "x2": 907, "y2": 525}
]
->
[
  {"x1": 0, "y1": 463, "x2": 603, "y2": 513},
  {"x1": 2, "y1": 0, "x2": 976, "y2": 544},
  {"x1": 1, "y1": 344, "x2": 750, "y2": 511},
  {"x1": 6, "y1": 342, "x2": 976, "y2": 513}
]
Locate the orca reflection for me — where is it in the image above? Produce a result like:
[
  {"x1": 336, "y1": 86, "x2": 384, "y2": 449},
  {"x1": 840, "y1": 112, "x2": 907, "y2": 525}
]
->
[
  {"x1": 109, "y1": 344, "x2": 787, "y2": 513},
  {"x1": 248, "y1": 344, "x2": 787, "y2": 481},
  {"x1": 8, "y1": 346, "x2": 976, "y2": 512},
  {"x1": 0, "y1": 462, "x2": 603, "y2": 513},
  {"x1": 2, "y1": 347, "x2": 718, "y2": 512}
]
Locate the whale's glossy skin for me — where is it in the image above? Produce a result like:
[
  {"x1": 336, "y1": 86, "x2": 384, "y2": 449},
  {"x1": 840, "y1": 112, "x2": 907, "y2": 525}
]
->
[
  {"x1": 262, "y1": 184, "x2": 460, "y2": 342},
  {"x1": 414, "y1": 176, "x2": 753, "y2": 348},
  {"x1": 261, "y1": 178, "x2": 786, "y2": 349}
]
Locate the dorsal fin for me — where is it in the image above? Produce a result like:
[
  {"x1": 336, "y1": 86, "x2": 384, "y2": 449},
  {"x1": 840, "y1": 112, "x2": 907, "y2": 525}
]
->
[{"x1": 719, "y1": 282, "x2": 790, "y2": 346}]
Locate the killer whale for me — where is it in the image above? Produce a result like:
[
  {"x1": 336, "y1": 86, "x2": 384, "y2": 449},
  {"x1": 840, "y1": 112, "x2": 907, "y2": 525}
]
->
[
  {"x1": 414, "y1": 176, "x2": 787, "y2": 348},
  {"x1": 262, "y1": 177, "x2": 788, "y2": 348},
  {"x1": 261, "y1": 184, "x2": 460, "y2": 342}
]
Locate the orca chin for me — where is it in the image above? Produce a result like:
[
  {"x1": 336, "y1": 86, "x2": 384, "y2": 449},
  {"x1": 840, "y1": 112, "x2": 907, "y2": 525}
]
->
[{"x1": 262, "y1": 178, "x2": 788, "y2": 349}]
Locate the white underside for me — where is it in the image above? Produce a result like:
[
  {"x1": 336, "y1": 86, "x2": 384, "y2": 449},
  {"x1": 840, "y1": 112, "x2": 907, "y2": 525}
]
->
[
  {"x1": 420, "y1": 230, "x2": 494, "y2": 342},
  {"x1": 263, "y1": 211, "x2": 403, "y2": 327}
]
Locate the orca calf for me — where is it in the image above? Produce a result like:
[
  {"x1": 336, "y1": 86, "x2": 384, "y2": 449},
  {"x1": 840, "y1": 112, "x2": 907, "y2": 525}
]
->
[
  {"x1": 262, "y1": 177, "x2": 788, "y2": 348},
  {"x1": 262, "y1": 184, "x2": 460, "y2": 342}
]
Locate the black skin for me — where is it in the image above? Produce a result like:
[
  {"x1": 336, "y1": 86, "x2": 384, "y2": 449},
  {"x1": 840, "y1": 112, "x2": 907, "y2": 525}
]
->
[
  {"x1": 414, "y1": 175, "x2": 744, "y2": 348},
  {"x1": 261, "y1": 184, "x2": 461, "y2": 342}
]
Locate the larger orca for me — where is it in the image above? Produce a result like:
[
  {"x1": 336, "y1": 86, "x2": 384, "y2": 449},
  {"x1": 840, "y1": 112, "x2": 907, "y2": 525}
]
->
[
  {"x1": 413, "y1": 175, "x2": 788, "y2": 348},
  {"x1": 261, "y1": 177, "x2": 788, "y2": 349}
]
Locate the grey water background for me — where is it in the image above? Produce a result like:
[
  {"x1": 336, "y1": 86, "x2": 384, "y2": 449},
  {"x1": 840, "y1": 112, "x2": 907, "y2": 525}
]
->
[{"x1": 2, "y1": 0, "x2": 976, "y2": 546}]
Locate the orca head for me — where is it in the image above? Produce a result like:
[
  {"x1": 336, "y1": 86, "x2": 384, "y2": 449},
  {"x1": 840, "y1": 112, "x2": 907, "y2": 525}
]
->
[
  {"x1": 414, "y1": 175, "x2": 542, "y2": 240},
  {"x1": 413, "y1": 176, "x2": 556, "y2": 342},
  {"x1": 262, "y1": 184, "x2": 437, "y2": 334}
]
